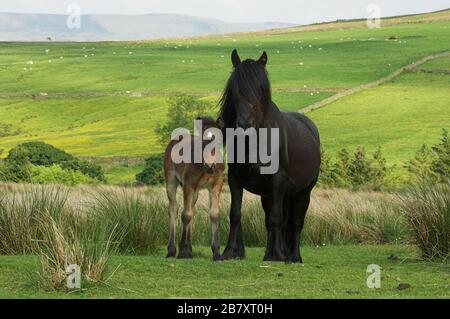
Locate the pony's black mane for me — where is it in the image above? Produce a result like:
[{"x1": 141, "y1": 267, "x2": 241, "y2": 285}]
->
[
  {"x1": 197, "y1": 116, "x2": 216, "y2": 127},
  {"x1": 219, "y1": 59, "x2": 272, "y2": 128}
]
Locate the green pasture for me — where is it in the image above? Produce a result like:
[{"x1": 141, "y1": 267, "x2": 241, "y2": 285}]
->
[
  {"x1": 0, "y1": 91, "x2": 328, "y2": 158},
  {"x1": 0, "y1": 10, "x2": 450, "y2": 182},
  {"x1": 0, "y1": 19, "x2": 450, "y2": 94},
  {"x1": 309, "y1": 72, "x2": 450, "y2": 169},
  {"x1": 0, "y1": 245, "x2": 448, "y2": 298}
]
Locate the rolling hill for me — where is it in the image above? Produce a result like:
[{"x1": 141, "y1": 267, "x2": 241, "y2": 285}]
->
[
  {"x1": 0, "y1": 9, "x2": 449, "y2": 183},
  {"x1": 0, "y1": 12, "x2": 292, "y2": 41}
]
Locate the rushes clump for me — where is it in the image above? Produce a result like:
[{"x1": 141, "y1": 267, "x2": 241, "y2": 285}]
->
[
  {"x1": 0, "y1": 185, "x2": 115, "y2": 290},
  {"x1": 34, "y1": 212, "x2": 116, "y2": 290},
  {"x1": 303, "y1": 189, "x2": 408, "y2": 245},
  {"x1": 0, "y1": 185, "x2": 68, "y2": 254},
  {"x1": 398, "y1": 181, "x2": 450, "y2": 261},
  {"x1": 89, "y1": 188, "x2": 165, "y2": 255}
]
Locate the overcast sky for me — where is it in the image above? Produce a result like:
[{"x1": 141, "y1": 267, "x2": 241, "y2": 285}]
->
[{"x1": 1, "y1": 0, "x2": 450, "y2": 24}]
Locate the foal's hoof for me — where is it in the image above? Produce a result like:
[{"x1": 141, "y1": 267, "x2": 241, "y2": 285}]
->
[
  {"x1": 166, "y1": 251, "x2": 176, "y2": 258},
  {"x1": 166, "y1": 247, "x2": 176, "y2": 258},
  {"x1": 177, "y1": 250, "x2": 193, "y2": 259}
]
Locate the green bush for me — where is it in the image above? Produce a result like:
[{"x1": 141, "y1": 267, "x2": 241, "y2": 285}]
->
[
  {"x1": 155, "y1": 96, "x2": 212, "y2": 147},
  {"x1": 31, "y1": 165, "x2": 99, "y2": 186},
  {"x1": 431, "y1": 129, "x2": 449, "y2": 182},
  {"x1": 318, "y1": 147, "x2": 389, "y2": 189},
  {"x1": 0, "y1": 148, "x2": 32, "y2": 183},
  {"x1": 136, "y1": 154, "x2": 165, "y2": 186},
  {"x1": 405, "y1": 129, "x2": 449, "y2": 183},
  {"x1": 5, "y1": 142, "x2": 105, "y2": 182},
  {"x1": 11, "y1": 142, "x2": 73, "y2": 166}
]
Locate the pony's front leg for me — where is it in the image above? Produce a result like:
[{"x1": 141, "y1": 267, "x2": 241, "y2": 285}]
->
[
  {"x1": 178, "y1": 186, "x2": 196, "y2": 259},
  {"x1": 222, "y1": 169, "x2": 245, "y2": 260},
  {"x1": 166, "y1": 180, "x2": 178, "y2": 258},
  {"x1": 209, "y1": 181, "x2": 222, "y2": 261},
  {"x1": 264, "y1": 173, "x2": 287, "y2": 262}
]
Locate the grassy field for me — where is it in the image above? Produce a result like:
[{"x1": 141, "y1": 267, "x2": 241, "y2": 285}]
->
[
  {"x1": 0, "y1": 245, "x2": 448, "y2": 298},
  {"x1": 1, "y1": 21, "x2": 450, "y2": 94},
  {"x1": 0, "y1": 10, "x2": 450, "y2": 182},
  {"x1": 0, "y1": 182, "x2": 448, "y2": 298},
  {"x1": 0, "y1": 92, "x2": 330, "y2": 158},
  {"x1": 309, "y1": 71, "x2": 450, "y2": 169}
]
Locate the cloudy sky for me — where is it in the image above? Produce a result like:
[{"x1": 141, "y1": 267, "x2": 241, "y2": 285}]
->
[{"x1": 1, "y1": 0, "x2": 449, "y2": 24}]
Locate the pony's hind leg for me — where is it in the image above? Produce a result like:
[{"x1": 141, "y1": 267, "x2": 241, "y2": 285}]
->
[
  {"x1": 287, "y1": 179, "x2": 317, "y2": 263},
  {"x1": 178, "y1": 185, "x2": 197, "y2": 259},
  {"x1": 209, "y1": 181, "x2": 222, "y2": 261},
  {"x1": 166, "y1": 177, "x2": 178, "y2": 258}
]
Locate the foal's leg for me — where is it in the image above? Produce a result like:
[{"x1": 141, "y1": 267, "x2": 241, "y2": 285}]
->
[
  {"x1": 209, "y1": 181, "x2": 222, "y2": 261},
  {"x1": 166, "y1": 177, "x2": 178, "y2": 258},
  {"x1": 178, "y1": 185, "x2": 196, "y2": 259}
]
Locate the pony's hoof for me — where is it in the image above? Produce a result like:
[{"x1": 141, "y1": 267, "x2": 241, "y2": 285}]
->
[
  {"x1": 213, "y1": 254, "x2": 222, "y2": 262},
  {"x1": 263, "y1": 252, "x2": 286, "y2": 262},
  {"x1": 177, "y1": 251, "x2": 193, "y2": 259},
  {"x1": 221, "y1": 247, "x2": 245, "y2": 260}
]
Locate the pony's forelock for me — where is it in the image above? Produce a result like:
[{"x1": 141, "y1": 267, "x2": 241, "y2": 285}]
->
[{"x1": 219, "y1": 59, "x2": 272, "y2": 128}]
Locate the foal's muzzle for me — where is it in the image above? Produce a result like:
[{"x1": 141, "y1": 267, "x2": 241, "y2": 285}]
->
[{"x1": 203, "y1": 163, "x2": 218, "y2": 174}]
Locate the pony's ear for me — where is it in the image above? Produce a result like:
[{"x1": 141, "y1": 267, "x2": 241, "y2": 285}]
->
[
  {"x1": 231, "y1": 49, "x2": 241, "y2": 68},
  {"x1": 257, "y1": 51, "x2": 268, "y2": 66}
]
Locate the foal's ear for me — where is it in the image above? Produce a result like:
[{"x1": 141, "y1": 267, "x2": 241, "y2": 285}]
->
[
  {"x1": 257, "y1": 51, "x2": 268, "y2": 66},
  {"x1": 231, "y1": 49, "x2": 241, "y2": 68}
]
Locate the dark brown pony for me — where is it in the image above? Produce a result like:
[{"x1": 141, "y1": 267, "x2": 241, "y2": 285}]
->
[
  {"x1": 219, "y1": 50, "x2": 321, "y2": 263},
  {"x1": 164, "y1": 117, "x2": 224, "y2": 260}
]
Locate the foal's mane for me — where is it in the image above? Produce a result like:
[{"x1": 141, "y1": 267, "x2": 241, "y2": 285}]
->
[{"x1": 219, "y1": 59, "x2": 272, "y2": 128}]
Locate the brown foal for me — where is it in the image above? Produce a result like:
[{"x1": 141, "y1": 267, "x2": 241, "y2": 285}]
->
[{"x1": 164, "y1": 117, "x2": 224, "y2": 260}]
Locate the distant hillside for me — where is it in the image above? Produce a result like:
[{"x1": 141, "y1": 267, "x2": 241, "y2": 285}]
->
[{"x1": 0, "y1": 13, "x2": 293, "y2": 41}]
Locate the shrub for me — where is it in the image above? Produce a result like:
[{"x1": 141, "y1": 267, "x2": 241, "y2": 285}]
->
[
  {"x1": 136, "y1": 154, "x2": 165, "y2": 186},
  {"x1": 10, "y1": 142, "x2": 74, "y2": 166},
  {"x1": 405, "y1": 144, "x2": 437, "y2": 182},
  {"x1": 318, "y1": 147, "x2": 389, "y2": 189},
  {"x1": 348, "y1": 147, "x2": 372, "y2": 187},
  {"x1": 431, "y1": 129, "x2": 449, "y2": 182},
  {"x1": 405, "y1": 129, "x2": 450, "y2": 183},
  {"x1": 398, "y1": 181, "x2": 449, "y2": 261},
  {"x1": 6, "y1": 142, "x2": 105, "y2": 182},
  {"x1": 155, "y1": 96, "x2": 212, "y2": 147},
  {"x1": 31, "y1": 165, "x2": 99, "y2": 186},
  {"x1": 0, "y1": 148, "x2": 32, "y2": 183},
  {"x1": 318, "y1": 149, "x2": 347, "y2": 188}
]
